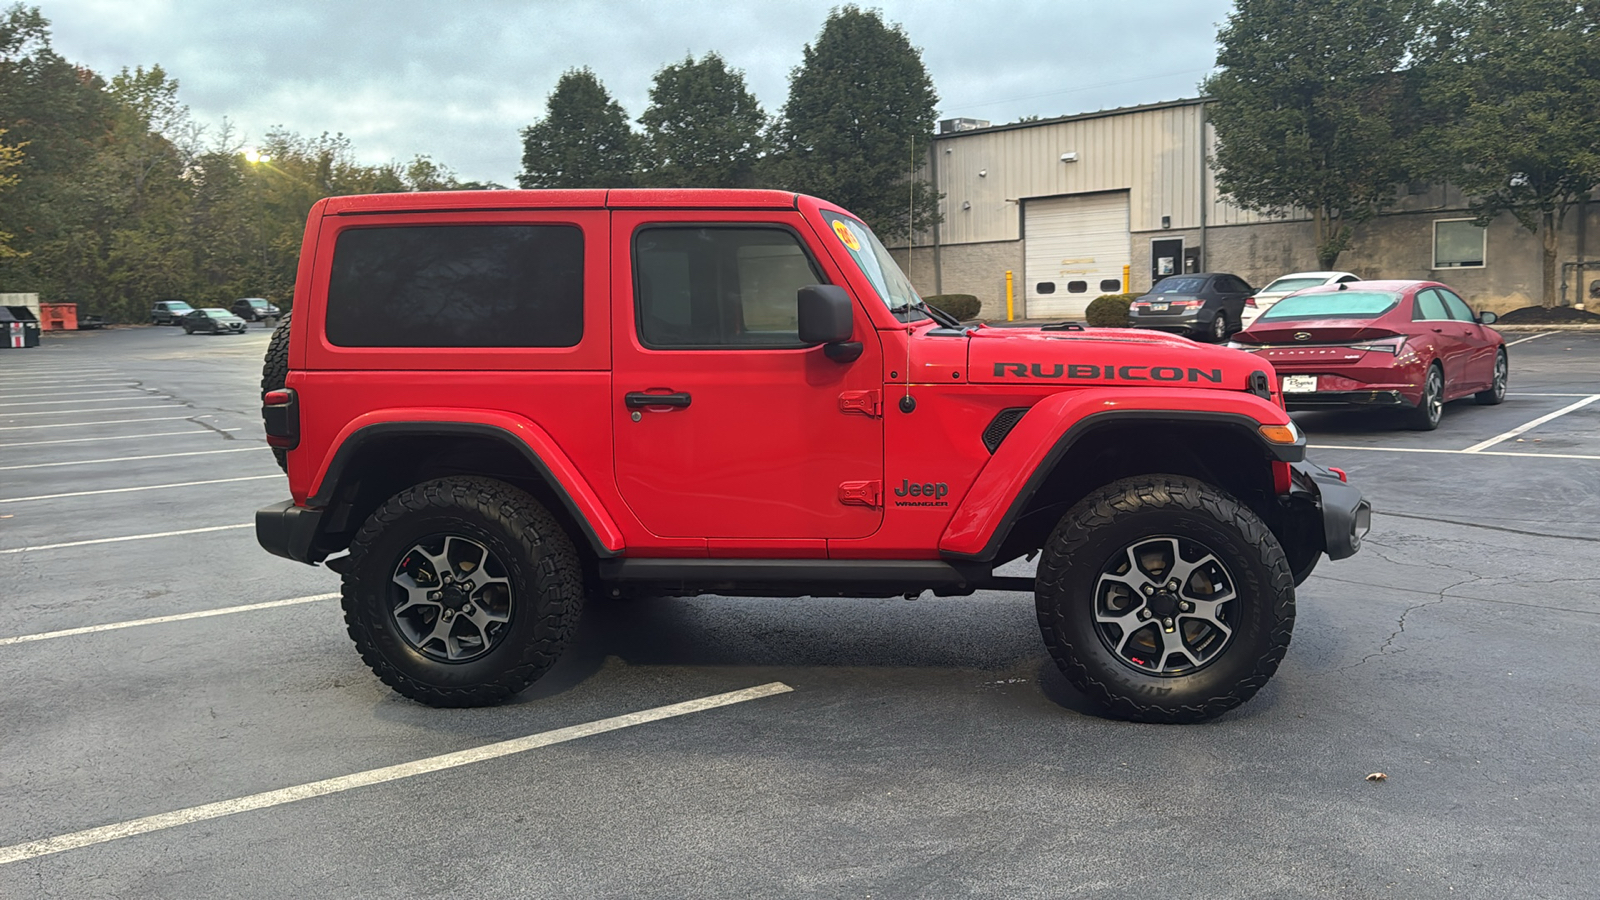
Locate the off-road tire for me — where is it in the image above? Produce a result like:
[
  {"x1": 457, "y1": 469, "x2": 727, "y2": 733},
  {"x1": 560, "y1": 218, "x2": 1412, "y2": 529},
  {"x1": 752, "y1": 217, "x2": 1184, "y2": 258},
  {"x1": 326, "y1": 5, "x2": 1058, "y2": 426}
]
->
[
  {"x1": 1407, "y1": 362, "x2": 1444, "y2": 430},
  {"x1": 260, "y1": 311, "x2": 291, "y2": 472},
  {"x1": 1475, "y1": 350, "x2": 1507, "y2": 405},
  {"x1": 1034, "y1": 475, "x2": 1295, "y2": 724},
  {"x1": 341, "y1": 476, "x2": 584, "y2": 708}
]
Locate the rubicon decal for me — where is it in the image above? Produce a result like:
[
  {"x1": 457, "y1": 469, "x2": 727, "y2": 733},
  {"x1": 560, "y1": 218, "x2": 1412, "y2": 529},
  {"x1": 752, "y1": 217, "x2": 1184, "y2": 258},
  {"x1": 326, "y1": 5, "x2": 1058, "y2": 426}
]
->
[
  {"x1": 993, "y1": 362, "x2": 1224, "y2": 383},
  {"x1": 894, "y1": 479, "x2": 949, "y2": 507}
]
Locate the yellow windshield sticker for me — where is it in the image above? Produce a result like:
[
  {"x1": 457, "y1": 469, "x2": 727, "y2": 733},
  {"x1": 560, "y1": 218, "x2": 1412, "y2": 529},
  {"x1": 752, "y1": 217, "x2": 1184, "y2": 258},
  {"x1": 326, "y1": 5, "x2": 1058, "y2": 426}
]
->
[{"x1": 832, "y1": 219, "x2": 862, "y2": 251}]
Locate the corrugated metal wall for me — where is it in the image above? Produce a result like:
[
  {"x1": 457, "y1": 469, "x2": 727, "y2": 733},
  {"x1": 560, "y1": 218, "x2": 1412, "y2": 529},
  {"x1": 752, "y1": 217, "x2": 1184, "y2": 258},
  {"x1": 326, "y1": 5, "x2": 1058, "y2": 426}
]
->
[{"x1": 930, "y1": 100, "x2": 1302, "y2": 246}]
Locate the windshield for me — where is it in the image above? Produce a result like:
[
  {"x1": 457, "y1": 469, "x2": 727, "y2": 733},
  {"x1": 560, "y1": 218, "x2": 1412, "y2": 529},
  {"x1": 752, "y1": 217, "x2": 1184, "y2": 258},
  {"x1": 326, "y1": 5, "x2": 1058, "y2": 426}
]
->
[
  {"x1": 820, "y1": 211, "x2": 921, "y2": 313},
  {"x1": 244, "y1": 298, "x2": 267, "y2": 307},
  {"x1": 203, "y1": 308, "x2": 231, "y2": 316},
  {"x1": 1259, "y1": 291, "x2": 1399, "y2": 321},
  {"x1": 1151, "y1": 276, "x2": 1207, "y2": 295},
  {"x1": 1262, "y1": 277, "x2": 1332, "y2": 294},
  {"x1": 169, "y1": 302, "x2": 193, "y2": 311}
]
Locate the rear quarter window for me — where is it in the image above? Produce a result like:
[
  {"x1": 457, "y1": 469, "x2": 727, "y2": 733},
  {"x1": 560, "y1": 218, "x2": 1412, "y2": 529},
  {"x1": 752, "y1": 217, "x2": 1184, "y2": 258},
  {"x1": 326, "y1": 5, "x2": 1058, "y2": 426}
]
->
[{"x1": 325, "y1": 224, "x2": 583, "y2": 348}]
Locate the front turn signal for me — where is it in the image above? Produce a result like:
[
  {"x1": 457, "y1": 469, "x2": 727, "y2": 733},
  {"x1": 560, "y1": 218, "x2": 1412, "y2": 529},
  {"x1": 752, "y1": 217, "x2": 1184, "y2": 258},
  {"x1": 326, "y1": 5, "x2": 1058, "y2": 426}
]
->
[{"x1": 1258, "y1": 422, "x2": 1300, "y2": 444}]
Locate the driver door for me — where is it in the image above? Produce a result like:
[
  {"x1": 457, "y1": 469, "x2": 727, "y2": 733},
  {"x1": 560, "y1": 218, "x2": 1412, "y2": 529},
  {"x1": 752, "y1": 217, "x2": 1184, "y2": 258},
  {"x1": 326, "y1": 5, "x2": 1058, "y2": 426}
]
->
[{"x1": 609, "y1": 210, "x2": 884, "y2": 543}]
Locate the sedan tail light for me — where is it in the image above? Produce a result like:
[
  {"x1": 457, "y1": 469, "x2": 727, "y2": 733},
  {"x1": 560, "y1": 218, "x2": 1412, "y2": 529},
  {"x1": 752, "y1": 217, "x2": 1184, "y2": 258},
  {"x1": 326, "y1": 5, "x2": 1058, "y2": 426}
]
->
[
  {"x1": 1350, "y1": 336, "x2": 1408, "y2": 355},
  {"x1": 1245, "y1": 296, "x2": 1257, "y2": 308}
]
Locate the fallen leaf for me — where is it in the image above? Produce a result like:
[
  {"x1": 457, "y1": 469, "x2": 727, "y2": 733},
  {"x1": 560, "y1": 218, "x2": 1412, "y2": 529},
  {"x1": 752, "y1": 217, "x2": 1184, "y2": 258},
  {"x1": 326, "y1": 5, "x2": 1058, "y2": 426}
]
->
[{"x1": 1366, "y1": 772, "x2": 1388, "y2": 782}]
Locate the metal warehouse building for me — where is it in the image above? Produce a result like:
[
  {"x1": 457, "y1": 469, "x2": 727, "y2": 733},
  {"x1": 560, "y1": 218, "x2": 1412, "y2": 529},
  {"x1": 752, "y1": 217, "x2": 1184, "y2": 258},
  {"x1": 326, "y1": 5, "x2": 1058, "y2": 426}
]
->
[{"x1": 895, "y1": 97, "x2": 1598, "y2": 319}]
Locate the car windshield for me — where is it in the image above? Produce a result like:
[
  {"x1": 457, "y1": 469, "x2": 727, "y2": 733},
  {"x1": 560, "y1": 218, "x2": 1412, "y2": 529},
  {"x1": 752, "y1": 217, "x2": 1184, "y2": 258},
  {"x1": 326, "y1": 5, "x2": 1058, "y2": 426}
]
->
[
  {"x1": 168, "y1": 302, "x2": 192, "y2": 311},
  {"x1": 1258, "y1": 291, "x2": 1400, "y2": 321},
  {"x1": 1150, "y1": 277, "x2": 1206, "y2": 294},
  {"x1": 820, "y1": 211, "x2": 921, "y2": 313},
  {"x1": 244, "y1": 299, "x2": 267, "y2": 307},
  {"x1": 203, "y1": 308, "x2": 230, "y2": 316},
  {"x1": 1262, "y1": 277, "x2": 1332, "y2": 294}
]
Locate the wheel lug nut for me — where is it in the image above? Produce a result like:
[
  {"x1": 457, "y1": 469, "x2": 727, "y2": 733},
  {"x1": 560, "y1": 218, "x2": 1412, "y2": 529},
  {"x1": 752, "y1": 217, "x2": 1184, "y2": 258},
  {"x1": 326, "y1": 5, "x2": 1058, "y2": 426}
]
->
[
  {"x1": 1162, "y1": 617, "x2": 1175, "y2": 630},
  {"x1": 462, "y1": 604, "x2": 473, "y2": 615},
  {"x1": 429, "y1": 591, "x2": 442, "y2": 601},
  {"x1": 1142, "y1": 585, "x2": 1154, "y2": 595},
  {"x1": 1167, "y1": 579, "x2": 1179, "y2": 590},
  {"x1": 1138, "y1": 610, "x2": 1150, "y2": 619},
  {"x1": 1180, "y1": 601, "x2": 1193, "y2": 612}
]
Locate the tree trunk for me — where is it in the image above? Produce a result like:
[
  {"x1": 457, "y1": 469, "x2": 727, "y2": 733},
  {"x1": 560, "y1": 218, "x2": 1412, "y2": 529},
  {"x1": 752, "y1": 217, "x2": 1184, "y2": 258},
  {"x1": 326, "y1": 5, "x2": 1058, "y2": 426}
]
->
[{"x1": 1541, "y1": 210, "x2": 1559, "y2": 308}]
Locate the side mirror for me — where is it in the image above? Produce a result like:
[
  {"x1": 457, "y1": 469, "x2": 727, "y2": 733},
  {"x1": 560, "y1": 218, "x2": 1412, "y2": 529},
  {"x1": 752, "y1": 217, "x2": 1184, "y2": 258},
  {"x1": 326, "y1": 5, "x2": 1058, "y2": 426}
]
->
[
  {"x1": 797, "y1": 285, "x2": 862, "y2": 363},
  {"x1": 1477, "y1": 310, "x2": 1498, "y2": 325}
]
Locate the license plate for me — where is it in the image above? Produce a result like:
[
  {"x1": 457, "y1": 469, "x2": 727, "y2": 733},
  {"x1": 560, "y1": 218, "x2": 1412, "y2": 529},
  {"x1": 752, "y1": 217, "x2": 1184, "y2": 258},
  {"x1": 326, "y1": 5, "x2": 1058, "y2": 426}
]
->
[
  {"x1": 1282, "y1": 375, "x2": 1318, "y2": 393},
  {"x1": 1150, "y1": 302, "x2": 1169, "y2": 311}
]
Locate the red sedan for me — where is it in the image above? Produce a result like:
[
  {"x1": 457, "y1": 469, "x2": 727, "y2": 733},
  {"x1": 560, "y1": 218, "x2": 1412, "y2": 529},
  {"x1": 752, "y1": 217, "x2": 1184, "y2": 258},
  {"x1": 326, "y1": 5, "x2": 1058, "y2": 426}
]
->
[{"x1": 1228, "y1": 280, "x2": 1507, "y2": 430}]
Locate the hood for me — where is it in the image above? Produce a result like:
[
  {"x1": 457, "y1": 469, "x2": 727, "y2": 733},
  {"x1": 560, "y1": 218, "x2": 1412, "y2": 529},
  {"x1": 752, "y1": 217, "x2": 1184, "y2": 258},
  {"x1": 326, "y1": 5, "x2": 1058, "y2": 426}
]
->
[{"x1": 964, "y1": 325, "x2": 1270, "y2": 390}]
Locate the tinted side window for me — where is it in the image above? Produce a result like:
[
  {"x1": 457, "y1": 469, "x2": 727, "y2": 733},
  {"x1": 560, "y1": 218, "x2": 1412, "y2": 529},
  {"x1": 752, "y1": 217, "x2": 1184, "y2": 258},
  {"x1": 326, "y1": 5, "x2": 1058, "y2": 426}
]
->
[
  {"x1": 326, "y1": 225, "x2": 583, "y2": 348},
  {"x1": 1438, "y1": 289, "x2": 1476, "y2": 321},
  {"x1": 1413, "y1": 289, "x2": 1450, "y2": 321},
  {"x1": 635, "y1": 227, "x2": 824, "y2": 348}
]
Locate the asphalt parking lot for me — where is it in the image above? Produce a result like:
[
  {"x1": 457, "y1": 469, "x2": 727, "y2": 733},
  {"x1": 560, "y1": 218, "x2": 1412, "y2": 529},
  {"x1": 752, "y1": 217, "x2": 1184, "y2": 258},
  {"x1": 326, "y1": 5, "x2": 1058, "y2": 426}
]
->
[{"x1": 2, "y1": 326, "x2": 1597, "y2": 899}]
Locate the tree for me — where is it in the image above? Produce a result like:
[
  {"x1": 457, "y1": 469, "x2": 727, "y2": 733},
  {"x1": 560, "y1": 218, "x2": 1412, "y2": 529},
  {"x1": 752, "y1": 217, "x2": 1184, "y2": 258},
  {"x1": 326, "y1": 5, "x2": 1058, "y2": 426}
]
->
[
  {"x1": 771, "y1": 6, "x2": 940, "y2": 242},
  {"x1": 1203, "y1": 0, "x2": 1425, "y2": 269},
  {"x1": 1416, "y1": 0, "x2": 1600, "y2": 308},
  {"x1": 0, "y1": 127, "x2": 24, "y2": 258},
  {"x1": 638, "y1": 53, "x2": 766, "y2": 188},
  {"x1": 518, "y1": 68, "x2": 637, "y2": 189}
]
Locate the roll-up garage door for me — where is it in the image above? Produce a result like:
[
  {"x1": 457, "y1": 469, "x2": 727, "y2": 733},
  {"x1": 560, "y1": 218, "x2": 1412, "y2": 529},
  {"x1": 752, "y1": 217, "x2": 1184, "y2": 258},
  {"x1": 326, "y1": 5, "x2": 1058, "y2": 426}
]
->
[{"x1": 1024, "y1": 192, "x2": 1131, "y2": 319}]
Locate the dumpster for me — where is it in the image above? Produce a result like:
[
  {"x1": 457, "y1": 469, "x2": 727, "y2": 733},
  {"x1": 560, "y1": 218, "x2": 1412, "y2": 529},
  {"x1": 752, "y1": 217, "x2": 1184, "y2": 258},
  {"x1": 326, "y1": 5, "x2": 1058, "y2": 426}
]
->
[
  {"x1": 1, "y1": 306, "x2": 41, "y2": 348},
  {"x1": 39, "y1": 302, "x2": 77, "y2": 331}
]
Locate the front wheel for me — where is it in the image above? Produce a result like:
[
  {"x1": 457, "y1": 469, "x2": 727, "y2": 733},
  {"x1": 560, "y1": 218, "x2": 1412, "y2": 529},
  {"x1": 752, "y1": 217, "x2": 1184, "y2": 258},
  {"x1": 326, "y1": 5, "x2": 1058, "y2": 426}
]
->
[
  {"x1": 341, "y1": 476, "x2": 585, "y2": 707},
  {"x1": 1475, "y1": 350, "x2": 1507, "y2": 405},
  {"x1": 1034, "y1": 475, "x2": 1295, "y2": 723}
]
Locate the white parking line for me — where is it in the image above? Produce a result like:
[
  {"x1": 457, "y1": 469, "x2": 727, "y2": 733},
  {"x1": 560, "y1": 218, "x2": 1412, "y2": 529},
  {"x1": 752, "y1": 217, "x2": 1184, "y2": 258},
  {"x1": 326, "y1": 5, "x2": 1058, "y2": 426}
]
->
[
  {"x1": 0, "y1": 396, "x2": 156, "y2": 408},
  {"x1": 0, "y1": 474, "x2": 280, "y2": 503},
  {"x1": 1508, "y1": 392, "x2": 1596, "y2": 397},
  {"x1": 1, "y1": 404, "x2": 180, "y2": 418},
  {"x1": 0, "y1": 523, "x2": 253, "y2": 555},
  {"x1": 1313, "y1": 444, "x2": 1600, "y2": 461},
  {"x1": 0, "y1": 682, "x2": 793, "y2": 866},
  {"x1": 1504, "y1": 331, "x2": 1556, "y2": 347},
  {"x1": 0, "y1": 447, "x2": 260, "y2": 471},
  {"x1": 0, "y1": 591, "x2": 332, "y2": 643},
  {"x1": 1462, "y1": 394, "x2": 1600, "y2": 452},
  {"x1": 0, "y1": 379, "x2": 135, "y2": 387},
  {"x1": 0, "y1": 415, "x2": 196, "y2": 431},
  {"x1": 0, "y1": 428, "x2": 241, "y2": 448}
]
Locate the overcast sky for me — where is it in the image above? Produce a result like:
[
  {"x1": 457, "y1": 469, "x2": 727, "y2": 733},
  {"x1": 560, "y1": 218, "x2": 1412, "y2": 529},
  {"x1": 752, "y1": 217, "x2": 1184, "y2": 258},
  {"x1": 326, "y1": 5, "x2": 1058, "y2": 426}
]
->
[{"x1": 42, "y1": 0, "x2": 1235, "y2": 185}]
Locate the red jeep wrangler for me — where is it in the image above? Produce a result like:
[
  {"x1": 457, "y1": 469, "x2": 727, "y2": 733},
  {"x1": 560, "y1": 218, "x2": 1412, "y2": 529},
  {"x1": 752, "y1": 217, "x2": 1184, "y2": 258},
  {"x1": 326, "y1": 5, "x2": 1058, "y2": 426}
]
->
[{"x1": 256, "y1": 189, "x2": 1368, "y2": 723}]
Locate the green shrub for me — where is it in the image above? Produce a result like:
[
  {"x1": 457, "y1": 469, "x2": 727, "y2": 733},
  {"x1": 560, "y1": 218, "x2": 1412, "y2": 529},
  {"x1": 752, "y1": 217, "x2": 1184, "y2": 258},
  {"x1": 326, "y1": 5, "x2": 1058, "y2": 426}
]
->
[
  {"x1": 1085, "y1": 293, "x2": 1138, "y2": 327},
  {"x1": 924, "y1": 293, "x2": 981, "y2": 321}
]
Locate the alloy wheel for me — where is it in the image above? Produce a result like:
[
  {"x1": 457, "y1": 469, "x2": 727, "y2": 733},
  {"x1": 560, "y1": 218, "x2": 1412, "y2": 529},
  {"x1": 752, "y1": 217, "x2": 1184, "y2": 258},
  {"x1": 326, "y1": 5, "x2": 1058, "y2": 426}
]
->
[
  {"x1": 1093, "y1": 535, "x2": 1237, "y2": 676},
  {"x1": 389, "y1": 534, "x2": 515, "y2": 663}
]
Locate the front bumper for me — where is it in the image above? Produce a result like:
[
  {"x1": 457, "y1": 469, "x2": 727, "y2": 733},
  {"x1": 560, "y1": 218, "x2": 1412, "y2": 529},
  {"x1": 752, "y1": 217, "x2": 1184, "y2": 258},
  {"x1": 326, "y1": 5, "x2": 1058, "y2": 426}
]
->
[
  {"x1": 256, "y1": 499, "x2": 326, "y2": 564},
  {"x1": 1291, "y1": 460, "x2": 1370, "y2": 560}
]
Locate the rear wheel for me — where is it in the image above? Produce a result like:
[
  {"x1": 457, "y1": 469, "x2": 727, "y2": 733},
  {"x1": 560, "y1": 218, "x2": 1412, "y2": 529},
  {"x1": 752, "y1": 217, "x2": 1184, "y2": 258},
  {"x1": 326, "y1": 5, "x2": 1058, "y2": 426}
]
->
[
  {"x1": 1407, "y1": 363, "x2": 1444, "y2": 430},
  {"x1": 1208, "y1": 312, "x2": 1229, "y2": 342},
  {"x1": 1475, "y1": 350, "x2": 1507, "y2": 405},
  {"x1": 1034, "y1": 475, "x2": 1295, "y2": 724},
  {"x1": 341, "y1": 476, "x2": 585, "y2": 707}
]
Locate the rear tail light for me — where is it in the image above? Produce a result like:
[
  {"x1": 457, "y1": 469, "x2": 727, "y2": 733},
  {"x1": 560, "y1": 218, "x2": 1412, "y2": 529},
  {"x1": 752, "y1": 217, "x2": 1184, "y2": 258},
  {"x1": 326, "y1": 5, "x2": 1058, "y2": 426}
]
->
[
  {"x1": 263, "y1": 388, "x2": 299, "y2": 450},
  {"x1": 1245, "y1": 296, "x2": 1257, "y2": 308},
  {"x1": 1350, "y1": 336, "x2": 1407, "y2": 354}
]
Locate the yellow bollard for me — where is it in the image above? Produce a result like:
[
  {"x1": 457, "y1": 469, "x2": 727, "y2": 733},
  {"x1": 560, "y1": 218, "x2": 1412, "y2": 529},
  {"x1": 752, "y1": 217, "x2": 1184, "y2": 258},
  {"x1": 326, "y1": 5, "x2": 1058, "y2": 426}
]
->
[
  {"x1": 1122, "y1": 264, "x2": 1130, "y2": 294},
  {"x1": 1005, "y1": 270, "x2": 1015, "y2": 321}
]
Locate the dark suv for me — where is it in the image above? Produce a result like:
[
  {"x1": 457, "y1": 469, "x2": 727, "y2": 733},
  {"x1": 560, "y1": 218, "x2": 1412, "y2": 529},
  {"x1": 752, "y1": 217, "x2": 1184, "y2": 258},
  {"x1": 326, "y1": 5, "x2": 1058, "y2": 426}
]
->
[
  {"x1": 232, "y1": 297, "x2": 281, "y2": 322},
  {"x1": 150, "y1": 300, "x2": 194, "y2": 326}
]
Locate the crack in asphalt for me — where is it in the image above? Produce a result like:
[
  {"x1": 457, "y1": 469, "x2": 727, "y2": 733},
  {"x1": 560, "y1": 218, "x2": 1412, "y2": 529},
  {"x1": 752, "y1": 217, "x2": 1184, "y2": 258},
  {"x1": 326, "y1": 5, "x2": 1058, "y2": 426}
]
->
[
  {"x1": 1314, "y1": 574, "x2": 1600, "y2": 618},
  {"x1": 1336, "y1": 572, "x2": 1486, "y2": 673},
  {"x1": 1373, "y1": 509, "x2": 1600, "y2": 544}
]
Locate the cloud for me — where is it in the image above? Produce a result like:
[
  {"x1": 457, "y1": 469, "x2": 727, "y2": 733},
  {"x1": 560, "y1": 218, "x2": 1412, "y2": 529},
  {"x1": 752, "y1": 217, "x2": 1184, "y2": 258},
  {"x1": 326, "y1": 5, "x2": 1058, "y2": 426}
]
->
[{"x1": 41, "y1": 0, "x2": 1230, "y2": 185}]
